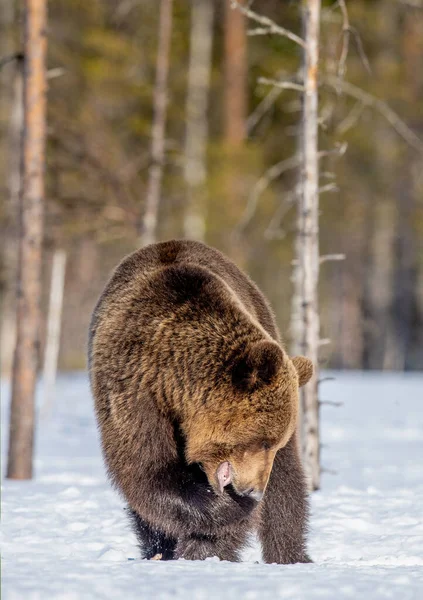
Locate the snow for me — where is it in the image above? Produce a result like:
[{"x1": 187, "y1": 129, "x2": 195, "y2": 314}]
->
[{"x1": 1, "y1": 371, "x2": 423, "y2": 599}]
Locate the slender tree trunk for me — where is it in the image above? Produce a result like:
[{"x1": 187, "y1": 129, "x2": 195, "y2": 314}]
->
[
  {"x1": 293, "y1": 0, "x2": 321, "y2": 491},
  {"x1": 224, "y1": 0, "x2": 247, "y2": 145},
  {"x1": 7, "y1": 0, "x2": 47, "y2": 480},
  {"x1": 140, "y1": 0, "x2": 173, "y2": 247},
  {"x1": 42, "y1": 249, "x2": 66, "y2": 417},
  {"x1": 183, "y1": 0, "x2": 214, "y2": 241},
  {"x1": 0, "y1": 1, "x2": 22, "y2": 378},
  {"x1": 223, "y1": 0, "x2": 247, "y2": 265}
]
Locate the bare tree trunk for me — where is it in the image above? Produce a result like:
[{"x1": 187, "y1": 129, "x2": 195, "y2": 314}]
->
[
  {"x1": 224, "y1": 0, "x2": 247, "y2": 145},
  {"x1": 42, "y1": 249, "x2": 66, "y2": 417},
  {"x1": 223, "y1": 0, "x2": 247, "y2": 265},
  {"x1": 0, "y1": 1, "x2": 23, "y2": 378},
  {"x1": 7, "y1": 0, "x2": 47, "y2": 480},
  {"x1": 183, "y1": 0, "x2": 214, "y2": 241},
  {"x1": 140, "y1": 0, "x2": 173, "y2": 247},
  {"x1": 293, "y1": 0, "x2": 321, "y2": 491}
]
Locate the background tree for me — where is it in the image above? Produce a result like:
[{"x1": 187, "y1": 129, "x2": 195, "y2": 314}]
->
[
  {"x1": 140, "y1": 0, "x2": 173, "y2": 247},
  {"x1": 7, "y1": 0, "x2": 47, "y2": 480},
  {"x1": 295, "y1": 0, "x2": 321, "y2": 491},
  {"x1": 183, "y1": 0, "x2": 214, "y2": 242}
]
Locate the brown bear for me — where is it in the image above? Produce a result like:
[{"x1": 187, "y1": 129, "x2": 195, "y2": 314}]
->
[{"x1": 88, "y1": 240, "x2": 313, "y2": 563}]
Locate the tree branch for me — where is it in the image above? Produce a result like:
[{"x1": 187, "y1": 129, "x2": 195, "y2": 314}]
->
[
  {"x1": 318, "y1": 376, "x2": 336, "y2": 386},
  {"x1": 337, "y1": 0, "x2": 350, "y2": 79},
  {"x1": 320, "y1": 400, "x2": 343, "y2": 407},
  {"x1": 234, "y1": 155, "x2": 300, "y2": 235},
  {"x1": 258, "y1": 77, "x2": 305, "y2": 92},
  {"x1": 337, "y1": 100, "x2": 366, "y2": 134},
  {"x1": 247, "y1": 84, "x2": 283, "y2": 134},
  {"x1": 321, "y1": 467, "x2": 338, "y2": 475},
  {"x1": 319, "y1": 183, "x2": 339, "y2": 194},
  {"x1": 320, "y1": 253, "x2": 346, "y2": 264},
  {"x1": 229, "y1": 0, "x2": 306, "y2": 48},
  {"x1": 318, "y1": 142, "x2": 348, "y2": 158},
  {"x1": 324, "y1": 75, "x2": 423, "y2": 153},
  {"x1": 0, "y1": 52, "x2": 24, "y2": 71},
  {"x1": 398, "y1": 0, "x2": 423, "y2": 7},
  {"x1": 263, "y1": 190, "x2": 296, "y2": 240}
]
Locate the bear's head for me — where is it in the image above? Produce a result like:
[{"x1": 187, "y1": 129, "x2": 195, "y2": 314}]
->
[{"x1": 183, "y1": 340, "x2": 313, "y2": 501}]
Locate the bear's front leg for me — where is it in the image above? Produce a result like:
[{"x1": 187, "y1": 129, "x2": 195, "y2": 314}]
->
[
  {"x1": 127, "y1": 508, "x2": 177, "y2": 560},
  {"x1": 174, "y1": 528, "x2": 249, "y2": 562},
  {"x1": 259, "y1": 435, "x2": 312, "y2": 564}
]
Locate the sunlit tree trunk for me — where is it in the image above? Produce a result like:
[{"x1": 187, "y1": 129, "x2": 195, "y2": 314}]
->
[
  {"x1": 7, "y1": 0, "x2": 47, "y2": 480},
  {"x1": 224, "y1": 0, "x2": 246, "y2": 145},
  {"x1": 183, "y1": 0, "x2": 214, "y2": 242},
  {"x1": 293, "y1": 0, "x2": 321, "y2": 491},
  {"x1": 223, "y1": 0, "x2": 247, "y2": 264},
  {"x1": 140, "y1": 0, "x2": 173, "y2": 247}
]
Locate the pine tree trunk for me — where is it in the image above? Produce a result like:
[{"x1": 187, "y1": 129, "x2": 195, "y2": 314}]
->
[
  {"x1": 183, "y1": 0, "x2": 214, "y2": 242},
  {"x1": 7, "y1": 0, "x2": 47, "y2": 480},
  {"x1": 223, "y1": 0, "x2": 247, "y2": 265},
  {"x1": 224, "y1": 0, "x2": 247, "y2": 145},
  {"x1": 294, "y1": 0, "x2": 321, "y2": 491},
  {"x1": 140, "y1": 0, "x2": 173, "y2": 247}
]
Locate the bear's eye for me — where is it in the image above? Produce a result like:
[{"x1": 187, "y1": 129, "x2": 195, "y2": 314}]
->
[{"x1": 262, "y1": 441, "x2": 271, "y2": 451}]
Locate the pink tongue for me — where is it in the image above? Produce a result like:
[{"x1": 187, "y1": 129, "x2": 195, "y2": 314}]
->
[{"x1": 217, "y1": 461, "x2": 232, "y2": 493}]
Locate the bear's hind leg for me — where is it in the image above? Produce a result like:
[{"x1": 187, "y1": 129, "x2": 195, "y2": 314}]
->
[{"x1": 127, "y1": 508, "x2": 177, "y2": 560}]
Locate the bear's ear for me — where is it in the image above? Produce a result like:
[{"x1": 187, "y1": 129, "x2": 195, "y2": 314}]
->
[
  {"x1": 291, "y1": 356, "x2": 313, "y2": 387},
  {"x1": 232, "y1": 341, "x2": 284, "y2": 391}
]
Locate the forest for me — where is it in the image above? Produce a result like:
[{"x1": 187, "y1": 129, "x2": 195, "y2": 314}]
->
[{"x1": 1, "y1": 0, "x2": 422, "y2": 377}]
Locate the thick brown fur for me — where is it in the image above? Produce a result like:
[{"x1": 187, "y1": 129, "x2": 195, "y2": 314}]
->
[{"x1": 88, "y1": 240, "x2": 313, "y2": 563}]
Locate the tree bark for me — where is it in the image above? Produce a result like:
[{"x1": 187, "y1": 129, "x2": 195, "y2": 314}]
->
[
  {"x1": 7, "y1": 0, "x2": 48, "y2": 480},
  {"x1": 224, "y1": 0, "x2": 247, "y2": 145},
  {"x1": 140, "y1": 0, "x2": 173, "y2": 247},
  {"x1": 294, "y1": 0, "x2": 321, "y2": 491},
  {"x1": 223, "y1": 0, "x2": 248, "y2": 265},
  {"x1": 183, "y1": 0, "x2": 214, "y2": 241}
]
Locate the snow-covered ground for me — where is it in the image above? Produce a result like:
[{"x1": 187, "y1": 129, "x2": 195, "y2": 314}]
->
[{"x1": 1, "y1": 371, "x2": 423, "y2": 599}]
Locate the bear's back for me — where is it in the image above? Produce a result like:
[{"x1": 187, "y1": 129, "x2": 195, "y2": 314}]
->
[{"x1": 89, "y1": 240, "x2": 279, "y2": 365}]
